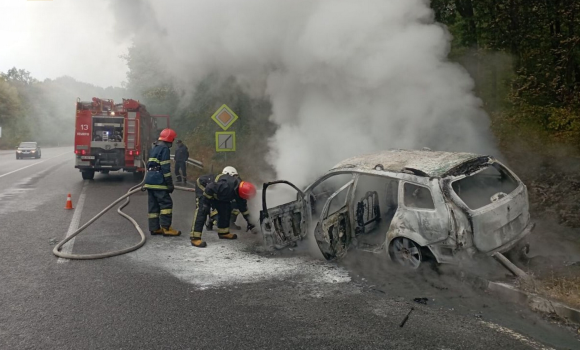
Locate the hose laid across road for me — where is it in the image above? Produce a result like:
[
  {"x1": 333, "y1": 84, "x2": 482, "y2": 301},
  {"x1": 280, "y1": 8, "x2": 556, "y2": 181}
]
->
[{"x1": 53, "y1": 175, "x2": 194, "y2": 260}]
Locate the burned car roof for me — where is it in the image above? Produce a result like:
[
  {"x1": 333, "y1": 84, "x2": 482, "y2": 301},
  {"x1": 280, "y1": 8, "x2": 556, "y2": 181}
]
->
[{"x1": 331, "y1": 149, "x2": 491, "y2": 178}]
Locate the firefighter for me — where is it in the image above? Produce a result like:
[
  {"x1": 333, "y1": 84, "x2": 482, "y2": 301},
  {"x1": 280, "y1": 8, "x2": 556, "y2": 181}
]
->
[
  {"x1": 144, "y1": 128, "x2": 181, "y2": 237},
  {"x1": 174, "y1": 139, "x2": 189, "y2": 183},
  {"x1": 206, "y1": 166, "x2": 243, "y2": 230},
  {"x1": 190, "y1": 171, "x2": 257, "y2": 248}
]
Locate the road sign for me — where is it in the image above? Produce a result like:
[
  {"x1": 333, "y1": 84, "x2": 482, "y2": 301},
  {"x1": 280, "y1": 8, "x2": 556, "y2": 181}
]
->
[
  {"x1": 211, "y1": 104, "x2": 239, "y2": 131},
  {"x1": 215, "y1": 131, "x2": 236, "y2": 152}
]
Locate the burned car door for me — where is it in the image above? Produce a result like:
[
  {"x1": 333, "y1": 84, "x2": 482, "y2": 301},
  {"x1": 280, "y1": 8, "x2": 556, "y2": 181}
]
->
[
  {"x1": 260, "y1": 181, "x2": 309, "y2": 249},
  {"x1": 391, "y1": 181, "x2": 450, "y2": 245},
  {"x1": 314, "y1": 180, "x2": 355, "y2": 260}
]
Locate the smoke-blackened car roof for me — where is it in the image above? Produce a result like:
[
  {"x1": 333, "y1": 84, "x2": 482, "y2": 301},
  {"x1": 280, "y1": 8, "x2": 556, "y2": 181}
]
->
[{"x1": 331, "y1": 149, "x2": 491, "y2": 178}]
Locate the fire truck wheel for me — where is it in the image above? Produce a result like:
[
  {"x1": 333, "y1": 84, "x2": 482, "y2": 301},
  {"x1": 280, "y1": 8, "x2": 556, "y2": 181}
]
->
[{"x1": 81, "y1": 170, "x2": 95, "y2": 180}]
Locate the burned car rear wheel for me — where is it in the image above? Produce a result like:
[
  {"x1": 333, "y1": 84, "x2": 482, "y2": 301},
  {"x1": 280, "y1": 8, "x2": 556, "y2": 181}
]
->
[{"x1": 388, "y1": 237, "x2": 422, "y2": 269}]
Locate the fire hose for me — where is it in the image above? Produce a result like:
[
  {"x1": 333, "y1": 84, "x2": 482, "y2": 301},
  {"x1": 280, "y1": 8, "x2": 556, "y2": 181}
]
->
[{"x1": 52, "y1": 172, "x2": 194, "y2": 260}]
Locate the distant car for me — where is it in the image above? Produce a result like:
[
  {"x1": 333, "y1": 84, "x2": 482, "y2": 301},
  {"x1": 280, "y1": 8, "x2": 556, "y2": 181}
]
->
[
  {"x1": 16, "y1": 142, "x2": 41, "y2": 159},
  {"x1": 260, "y1": 149, "x2": 534, "y2": 268}
]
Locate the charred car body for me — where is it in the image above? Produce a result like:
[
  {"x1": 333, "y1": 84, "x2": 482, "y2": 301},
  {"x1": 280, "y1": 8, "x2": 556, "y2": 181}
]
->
[{"x1": 260, "y1": 149, "x2": 534, "y2": 268}]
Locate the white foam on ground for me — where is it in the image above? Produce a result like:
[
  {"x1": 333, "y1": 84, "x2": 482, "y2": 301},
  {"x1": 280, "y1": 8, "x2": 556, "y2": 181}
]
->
[{"x1": 130, "y1": 234, "x2": 351, "y2": 289}]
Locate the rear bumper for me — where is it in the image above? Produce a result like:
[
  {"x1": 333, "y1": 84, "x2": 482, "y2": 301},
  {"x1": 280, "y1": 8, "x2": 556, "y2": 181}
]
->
[
  {"x1": 487, "y1": 221, "x2": 535, "y2": 255},
  {"x1": 75, "y1": 165, "x2": 135, "y2": 172}
]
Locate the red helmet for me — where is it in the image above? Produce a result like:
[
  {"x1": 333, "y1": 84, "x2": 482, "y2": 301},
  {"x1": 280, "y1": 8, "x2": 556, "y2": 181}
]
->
[
  {"x1": 158, "y1": 128, "x2": 177, "y2": 142},
  {"x1": 238, "y1": 181, "x2": 256, "y2": 200}
]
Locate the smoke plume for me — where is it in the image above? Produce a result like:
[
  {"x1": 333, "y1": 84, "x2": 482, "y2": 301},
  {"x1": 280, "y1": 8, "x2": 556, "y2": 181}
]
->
[{"x1": 113, "y1": 0, "x2": 497, "y2": 188}]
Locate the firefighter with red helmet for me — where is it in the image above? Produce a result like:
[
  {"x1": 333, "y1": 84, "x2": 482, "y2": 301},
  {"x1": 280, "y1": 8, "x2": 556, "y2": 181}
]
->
[
  {"x1": 144, "y1": 128, "x2": 181, "y2": 237},
  {"x1": 190, "y1": 167, "x2": 257, "y2": 248}
]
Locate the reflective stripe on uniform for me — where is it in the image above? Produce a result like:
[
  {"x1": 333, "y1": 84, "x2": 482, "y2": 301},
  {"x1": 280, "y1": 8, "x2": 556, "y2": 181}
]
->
[
  {"x1": 160, "y1": 209, "x2": 172, "y2": 215},
  {"x1": 203, "y1": 193, "x2": 212, "y2": 199},
  {"x1": 163, "y1": 173, "x2": 172, "y2": 177},
  {"x1": 196, "y1": 178, "x2": 205, "y2": 191},
  {"x1": 191, "y1": 231, "x2": 202, "y2": 239},
  {"x1": 217, "y1": 227, "x2": 230, "y2": 234},
  {"x1": 210, "y1": 210, "x2": 218, "y2": 217},
  {"x1": 144, "y1": 184, "x2": 169, "y2": 190},
  {"x1": 231, "y1": 209, "x2": 240, "y2": 215},
  {"x1": 148, "y1": 213, "x2": 159, "y2": 218},
  {"x1": 241, "y1": 210, "x2": 250, "y2": 216},
  {"x1": 148, "y1": 157, "x2": 160, "y2": 162},
  {"x1": 160, "y1": 160, "x2": 171, "y2": 165}
]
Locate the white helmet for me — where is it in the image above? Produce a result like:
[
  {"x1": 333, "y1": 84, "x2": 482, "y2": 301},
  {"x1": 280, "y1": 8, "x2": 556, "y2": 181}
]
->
[{"x1": 222, "y1": 166, "x2": 238, "y2": 176}]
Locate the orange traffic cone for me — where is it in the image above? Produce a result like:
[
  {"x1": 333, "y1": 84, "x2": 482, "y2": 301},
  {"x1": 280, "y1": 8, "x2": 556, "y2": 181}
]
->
[{"x1": 65, "y1": 193, "x2": 74, "y2": 210}]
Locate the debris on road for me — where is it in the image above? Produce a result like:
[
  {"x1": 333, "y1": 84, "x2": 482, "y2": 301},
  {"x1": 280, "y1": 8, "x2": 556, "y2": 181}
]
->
[
  {"x1": 399, "y1": 307, "x2": 414, "y2": 328},
  {"x1": 413, "y1": 297, "x2": 428, "y2": 305}
]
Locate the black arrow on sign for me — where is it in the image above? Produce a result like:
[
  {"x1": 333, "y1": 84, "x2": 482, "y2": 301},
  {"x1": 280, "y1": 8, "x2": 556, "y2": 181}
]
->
[{"x1": 220, "y1": 135, "x2": 232, "y2": 149}]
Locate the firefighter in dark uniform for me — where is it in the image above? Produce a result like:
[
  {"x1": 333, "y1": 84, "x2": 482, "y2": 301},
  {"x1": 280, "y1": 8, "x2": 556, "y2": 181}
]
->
[
  {"x1": 206, "y1": 166, "x2": 243, "y2": 230},
  {"x1": 193, "y1": 172, "x2": 215, "y2": 230},
  {"x1": 144, "y1": 128, "x2": 181, "y2": 236},
  {"x1": 174, "y1": 140, "x2": 189, "y2": 183},
  {"x1": 190, "y1": 171, "x2": 257, "y2": 248}
]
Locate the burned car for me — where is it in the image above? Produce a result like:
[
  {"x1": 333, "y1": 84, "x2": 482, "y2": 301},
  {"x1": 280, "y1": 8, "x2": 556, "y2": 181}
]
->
[{"x1": 260, "y1": 149, "x2": 534, "y2": 268}]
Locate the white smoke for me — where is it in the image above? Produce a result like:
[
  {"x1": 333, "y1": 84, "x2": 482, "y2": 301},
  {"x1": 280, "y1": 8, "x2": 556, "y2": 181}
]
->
[{"x1": 114, "y1": 0, "x2": 496, "y2": 188}]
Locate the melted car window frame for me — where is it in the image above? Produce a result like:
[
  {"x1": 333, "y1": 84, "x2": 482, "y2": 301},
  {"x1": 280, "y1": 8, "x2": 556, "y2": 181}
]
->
[{"x1": 403, "y1": 182, "x2": 435, "y2": 210}]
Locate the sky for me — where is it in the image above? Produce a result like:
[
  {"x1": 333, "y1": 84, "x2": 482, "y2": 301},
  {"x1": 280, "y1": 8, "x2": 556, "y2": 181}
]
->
[{"x1": 0, "y1": 0, "x2": 128, "y2": 87}]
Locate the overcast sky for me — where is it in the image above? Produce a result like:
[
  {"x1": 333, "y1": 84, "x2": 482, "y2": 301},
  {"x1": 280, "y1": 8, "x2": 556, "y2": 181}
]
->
[{"x1": 0, "y1": 0, "x2": 128, "y2": 87}]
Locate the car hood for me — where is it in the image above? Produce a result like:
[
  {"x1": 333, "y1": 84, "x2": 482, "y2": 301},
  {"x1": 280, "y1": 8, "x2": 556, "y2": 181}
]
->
[{"x1": 18, "y1": 148, "x2": 36, "y2": 150}]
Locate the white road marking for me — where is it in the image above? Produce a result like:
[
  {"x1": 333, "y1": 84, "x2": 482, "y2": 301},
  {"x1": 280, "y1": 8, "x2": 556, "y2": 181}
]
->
[
  {"x1": 57, "y1": 180, "x2": 88, "y2": 263},
  {"x1": 479, "y1": 321, "x2": 554, "y2": 350},
  {"x1": 0, "y1": 152, "x2": 69, "y2": 179}
]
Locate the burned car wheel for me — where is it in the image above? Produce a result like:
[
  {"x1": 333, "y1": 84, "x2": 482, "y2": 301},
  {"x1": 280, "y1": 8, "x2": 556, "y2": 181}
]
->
[{"x1": 388, "y1": 237, "x2": 422, "y2": 269}]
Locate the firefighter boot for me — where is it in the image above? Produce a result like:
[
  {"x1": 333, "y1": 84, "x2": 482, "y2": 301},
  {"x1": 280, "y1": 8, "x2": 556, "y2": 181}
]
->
[
  {"x1": 162, "y1": 227, "x2": 182, "y2": 236},
  {"x1": 230, "y1": 214, "x2": 241, "y2": 230},
  {"x1": 218, "y1": 233, "x2": 238, "y2": 240},
  {"x1": 191, "y1": 237, "x2": 207, "y2": 248},
  {"x1": 150, "y1": 228, "x2": 164, "y2": 236}
]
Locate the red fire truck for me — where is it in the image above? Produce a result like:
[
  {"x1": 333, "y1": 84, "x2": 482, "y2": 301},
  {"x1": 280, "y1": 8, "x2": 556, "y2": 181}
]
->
[{"x1": 74, "y1": 97, "x2": 169, "y2": 180}]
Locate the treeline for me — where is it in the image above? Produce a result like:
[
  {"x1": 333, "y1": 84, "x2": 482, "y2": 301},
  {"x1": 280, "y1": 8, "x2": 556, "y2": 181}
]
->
[
  {"x1": 0, "y1": 68, "x2": 125, "y2": 149},
  {"x1": 122, "y1": 45, "x2": 277, "y2": 182},
  {"x1": 432, "y1": 0, "x2": 580, "y2": 226},
  {"x1": 432, "y1": 0, "x2": 580, "y2": 156}
]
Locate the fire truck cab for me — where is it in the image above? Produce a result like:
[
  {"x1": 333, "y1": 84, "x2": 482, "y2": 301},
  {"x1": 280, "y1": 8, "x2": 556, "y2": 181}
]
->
[{"x1": 74, "y1": 97, "x2": 169, "y2": 180}]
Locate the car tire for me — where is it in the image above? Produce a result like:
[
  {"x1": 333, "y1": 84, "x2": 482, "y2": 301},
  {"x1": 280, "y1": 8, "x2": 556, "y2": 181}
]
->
[
  {"x1": 81, "y1": 170, "x2": 95, "y2": 180},
  {"x1": 16, "y1": 155, "x2": 19, "y2": 160},
  {"x1": 388, "y1": 237, "x2": 423, "y2": 269}
]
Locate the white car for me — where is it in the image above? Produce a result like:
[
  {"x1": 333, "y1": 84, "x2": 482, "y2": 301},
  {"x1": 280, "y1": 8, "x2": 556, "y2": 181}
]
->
[{"x1": 260, "y1": 149, "x2": 534, "y2": 268}]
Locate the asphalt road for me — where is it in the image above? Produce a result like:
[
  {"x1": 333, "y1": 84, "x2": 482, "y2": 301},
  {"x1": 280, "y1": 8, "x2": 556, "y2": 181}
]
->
[{"x1": 0, "y1": 147, "x2": 578, "y2": 349}]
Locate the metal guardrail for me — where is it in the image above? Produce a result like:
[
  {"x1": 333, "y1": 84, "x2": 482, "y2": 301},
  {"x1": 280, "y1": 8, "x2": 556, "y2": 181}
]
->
[{"x1": 169, "y1": 154, "x2": 204, "y2": 169}]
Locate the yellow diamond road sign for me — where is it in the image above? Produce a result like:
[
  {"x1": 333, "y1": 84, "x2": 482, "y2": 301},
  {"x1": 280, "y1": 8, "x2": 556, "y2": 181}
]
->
[{"x1": 211, "y1": 104, "x2": 239, "y2": 131}]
